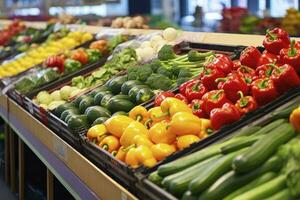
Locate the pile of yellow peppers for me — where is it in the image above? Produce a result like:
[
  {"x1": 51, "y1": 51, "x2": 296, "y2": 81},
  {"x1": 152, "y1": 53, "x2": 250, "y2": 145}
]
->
[{"x1": 86, "y1": 97, "x2": 213, "y2": 168}]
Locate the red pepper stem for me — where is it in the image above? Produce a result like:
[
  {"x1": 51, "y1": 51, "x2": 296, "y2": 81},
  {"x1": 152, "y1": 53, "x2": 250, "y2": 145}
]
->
[
  {"x1": 266, "y1": 29, "x2": 277, "y2": 41},
  {"x1": 215, "y1": 77, "x2": 227, "y2": 83},
  {"x1": 288, "y1": 40, "x2": 297, "y2": 57}
]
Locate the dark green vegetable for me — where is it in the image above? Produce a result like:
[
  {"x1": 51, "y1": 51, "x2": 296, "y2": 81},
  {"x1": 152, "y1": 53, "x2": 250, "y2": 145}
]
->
[
  {"x1": 136, "y1": 64, "x2": 153, "y2": 82},
  {"x1": 86, "y1": 49, "x2": 101, "y2": 63},
  {"x1": 145, "y1": 73, "x2": 173, "y2": 91},
  {"x1": 60, "y1": 108, "x2": 80, "y2": 121},
  {"x1": 100, "y1": 94, "x2": 114, "y2": 108},
  {"x1": 78, "y1": 96, "x2": 94, "y2": 113},
  {"x1": 148, "y1": 171, "x2": 163, "y2": 187},
  {"x1": 264, "y1": 188, "x2": 294, "y2": 200},
  {"x1": 220, "y1": 135, "x2": 262, "y2": 154},
  {"x1": 91, "y1": 117, "x2": 109, "y2": 126},
  {"x1": 84, "y1": 106, "x2": 111, "y2": 123},
  {"x1": 128, "y1": 85, "x2": 149, "y2": 102},
  {"x1": 270, "y1": 102, "x2": 299, "y2": 121},
  {"x1": 182, "y1": 191, "x2": 198, "y2": 200},
  {"x1": 121, "y1": 80, "x2": 142, "y2": 95},
  {"x1": 233, "y1": 126, "x2": 262, "y2": 138},
  {"x1": 54, "y1": 102, "x2": 76, "y2": 117},
  {"x1": 108, "y1": 75, "x2": 128, "y2": 94},
  {"x1": 94, "y1": 91, "x2": 112, "y2": 105},
  {"x1": 200, "y1": 156, "x2": 283, "y2": 200},
  {"x1": 64, "y1": 59, "x2": 82, "y2": 74},
  {"x1": 89, "y1": 86, "x2": 110, "y2": 97},
  {"x1": 107, "y1": 98, "x2": 135, "y2": 113},
  {"x1": 73, "y1": 95, "x2": 89, "y2": 107},
  {"x1": 136, "y1": 88, "x2": 155, "y2": 104},
  {"x1": 233, "y1": 123, "x2": 296, "y2": 174},
  {"x1": 187, "y1": 50, "x2": 214, "y2": 62},
  {"x1": 252, "y1": 119, "x2": 286, "y2": 136},
  {"x1": 67, "y1": 115, "x2": 89, "y2": 134}
]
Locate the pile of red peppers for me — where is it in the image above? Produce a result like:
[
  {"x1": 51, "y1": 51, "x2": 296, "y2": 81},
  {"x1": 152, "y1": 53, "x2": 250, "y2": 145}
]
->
[{"x1": 155, "y1": 27, "x2": 300, "y2": 131}]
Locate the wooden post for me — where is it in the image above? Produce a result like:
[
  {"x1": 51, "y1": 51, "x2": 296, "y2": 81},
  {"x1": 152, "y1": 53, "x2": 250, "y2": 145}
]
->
[
  {"x1": 4, "y1": 123, "x2": 10, "y2": 185},
  {"x1": 47, "y1": 169, "x2": 54, "y2": 200},
  {"x1": 18, "y1": 138, "x2": 24, "y2": 200},
  {"x1": 9, "y1": 129, "x2": 16, "y2": 193}
]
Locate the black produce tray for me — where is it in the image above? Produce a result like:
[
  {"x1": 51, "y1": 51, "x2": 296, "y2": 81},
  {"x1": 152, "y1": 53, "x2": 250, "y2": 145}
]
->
[{"x1": 137, "y1": 89, "x2": 300, "y2": 200}]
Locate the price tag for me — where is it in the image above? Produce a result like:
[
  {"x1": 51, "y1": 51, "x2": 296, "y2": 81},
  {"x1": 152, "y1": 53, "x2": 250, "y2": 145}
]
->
[
  {"x1": 120, "y1": 192, "x2": 128, "y2": 200},
  {"x1": 28, "y1": 102, "x2": 34, "y2": 115},
  {"x1": 53, "y1": 137, "x2": 68, "y2": 162}
]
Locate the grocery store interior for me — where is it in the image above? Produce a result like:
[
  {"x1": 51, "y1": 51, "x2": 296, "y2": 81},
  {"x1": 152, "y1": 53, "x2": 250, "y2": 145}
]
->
[{"x1": 0, "y1": 0, "x2": 300, "y2": 200}]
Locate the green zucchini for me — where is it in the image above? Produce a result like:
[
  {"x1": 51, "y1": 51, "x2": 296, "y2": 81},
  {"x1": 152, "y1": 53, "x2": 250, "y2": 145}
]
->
[
  {"x1": 181, "y1": 191, "x2": 198, "y2": 200},
  {"x1": 224, "y1": 172, "x2": 277, "y2": 200},
  {"x1": 100, "y1": 94, "x2": 114, "y2": 108},
  {"x1": 84, "y1": 106, "x2": 111, "y2": 123},
  {"x1": 157, "y1": 137, "x2": 246, "y2": 177},
  {"x1": 264, "y1": 188, "x2": 294, "y2": 200},
  {"x1": 93, "y1": 91, "x2": 112, "y2": 105},
  {"x1": 121, "y1": 80, "x2": 142, "y2": 95},
  {"x1": 107, "y1": 98, "x2": 135, "y2": 113},
  {"x1": 128, "y1": 85, "x2": 149, "y2": 102},
  {"x1": 270, "y1": 102, "x2": 299, "y2": 120},
  {"x1": 78, "y1": 96, "x2": 94, "y2": 113},
  {"x1": 220, "y1": 135, "x2": 262, "y2": 154},
  {"x1": 148, "y1": 171, "x2": 163, "y2": 187},
  {"x1": 233, "y1": 123, "x2": 296, "y2": 174},
  {"x1": 108, "y1": 75, "x2": 128, "y2": 94},
  {"x1": 73, "y1": 95, "x2": 88, "y2": 107},
  {"x1": 136, "y1": 88, "x2": 155, "y2": 104},
  {"x1": 60, "y1": 108, "x2": 80, "y2": 121},
  {"x1": 89, "y1": 86, "x2": 110, "y2": 97},
  {"x1": 252, "y1": 118, "x2": 286, "y2": 136},
  {"x1": 167, "y1": 156, "x2": 221, "y2": 197},
  {"x1": 91, "y1": 117, "x2": 109, "y2": 126},
  {"x1": 189, "y1": 149, "x2": 247, "y2": 195},
  {"x1": 233, "y1": 126, "x2": 261, "y2": 138},
  {"x1": 54, "y1": 102, "x2": 76, "y2": 117},
  {"x1": 232, "y1": 175, "x2": 286, "y2": 200},
  {"x1": 199, "y1": 155, "x2": 283, "y2": 200}
]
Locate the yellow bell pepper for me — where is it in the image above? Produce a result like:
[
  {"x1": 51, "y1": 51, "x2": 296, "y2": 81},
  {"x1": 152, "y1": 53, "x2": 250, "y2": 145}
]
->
[
  {"x1": 105, "y1": 115, "x2": 134, "y2": 138},
  {"x1": 129, "y1": 105, "x2": 149, "y2": 123},
  {"x1": 290, "y1": 106, "x2": 300, "y2": 133},
  {"x1": 115, "y1": 146, "x2": 127, "y2": 162},
  {"x1": 177, "y1": 135, "x2": 200, "y2": 150},
  {"x1": 149, "y1": 121, "x2": 176, "y2": 144},
  {"x1": 160, "y1": 97, "x2": 192, "y2": 117},
  {"x1": 168, "y1": 112, "x2": 202, "y2": 136},
  {"x1": 146, "y1": 107, "x2": 170, "y2": 127},
  {"x1": 133, "y1": 134, "x2": 154, "y2": 148},
  {"x1": 99, "y1": 135, "x2": 120, "y2": 153},
  {"x1": 87, "y1": 124, "x2": 108, "y2": 143},
  {"x1": 199, "y1": 119, "x2": 214, "y2": 138},
  {"x1": 125, "y1": 145, "x2": 157, "y2": 168},
  {"x1": 120, "y1": 121, "x2": 149, "y2": 147},
  {"x1": 151, "y1": 143, "x2": 176, "y2": 161}
]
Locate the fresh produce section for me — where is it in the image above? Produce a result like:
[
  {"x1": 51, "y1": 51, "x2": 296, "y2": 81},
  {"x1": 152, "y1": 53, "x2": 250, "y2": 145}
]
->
[
  {"x1": 1, "y1": 20, "x2": 300, "y2": 200},
  {"x1": 147, "y1": 100, "x2": 300, "y2": 200}
]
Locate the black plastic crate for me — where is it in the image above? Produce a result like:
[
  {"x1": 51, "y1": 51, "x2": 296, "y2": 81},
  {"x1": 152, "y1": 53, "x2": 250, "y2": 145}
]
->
[{"x1": 137, "y1": 89, "x2": 300, "y2": 200}]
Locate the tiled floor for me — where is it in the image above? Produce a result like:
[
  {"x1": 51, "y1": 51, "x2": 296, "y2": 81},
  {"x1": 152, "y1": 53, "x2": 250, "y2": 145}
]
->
[{"x1": 0, "y1": 177, "x2": 16, "y2": 200}]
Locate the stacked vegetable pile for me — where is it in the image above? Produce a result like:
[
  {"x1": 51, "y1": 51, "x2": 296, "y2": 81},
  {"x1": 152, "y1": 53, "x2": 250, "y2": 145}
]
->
[
  {"x1": 148, "y1": 104, "x2": 300, "y2": 200},
  {"x1": 0, "y1": 20, "x2": 26, "y2": 46},
  {"x1": 156, "y1": 27, "x2": 300, "y2": 130},
  {"x1": 0, "y1": 31, "x2": 93, "y2": 78},
  {"x1": 15, "y1": 35, "x2": 128, "y2": 94}
]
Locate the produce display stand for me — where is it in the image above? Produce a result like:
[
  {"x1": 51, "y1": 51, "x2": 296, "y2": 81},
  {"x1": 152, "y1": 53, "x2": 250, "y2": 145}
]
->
[{"x1": 0, "y1": 20, "x2": 299, "y2": 200}]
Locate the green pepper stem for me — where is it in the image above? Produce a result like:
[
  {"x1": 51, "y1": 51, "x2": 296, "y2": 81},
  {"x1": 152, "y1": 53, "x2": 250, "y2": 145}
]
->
[
  {"x1": 215, "y1": 77, "x2": 227, "y2": 83},
  {"x1": 102, "y1": 144, "x2": 109, "y2": 151},
  {"x1": 144, "y1": 119, "x2": 153, "y2": 128},
  {"x1": 238, "y1": 91, "x2": 244, "y2": 99},
  {"x1": 288, "y1": 40, "x2": 297, "y2": 57},
  {"x1": 136, "y1": 115, "x2": 143, "y2": 122},
  {"x1": 266, "y1": 29, "x2": 277, "y2": 41},
  {"x1": 212, "y1": 89, "x2": 224, "y2": 100},
  {"x1": 206, "y1": 128, "x2": 214, "y2": 135}
]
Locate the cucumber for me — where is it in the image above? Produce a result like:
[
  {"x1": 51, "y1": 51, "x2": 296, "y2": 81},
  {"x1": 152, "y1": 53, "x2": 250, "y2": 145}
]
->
[
  {"x1": 89, "y1": 86, "x2": 110, "y2": 97},
  {"x1": 73, "y1": 95, "x2": 88, "y2": 107},
  {"x1": 167, "y1": 156, "x2": 221, "y2": 198},
  {"x1": 60, "y1": 108, "x2": 80, "y2": 121},
  {"x1": 148, "y1": 171, "x2": 163, "y2": 186},
  {"x1": 199, "y1": 155, "x2": 283, "y2": 200},
  {"x1": 107, "y1": 98, "x2": 135, "y2": 113},
  {"x1": 121, "y1": 80, "x2": 142, "y2": 95},
  {"x1": 189, "y1": 149, "x2": 247, "y2": 195},
  {"x1": 232, "y1": 175, "x2": 286, "y2": 200},
  {"x1": 78, "y1": 96, "x2": 94, "y2": 113},
  {"x1": 112, "y1": 94, "x2": 132, "y2": 101},
  {"x1": 100, "y1": 94, "x2": 113, "y2": 108},
  {"x1": 128, "y1": 85, "x2": 149, "y2": 102},
  {"x1": 264, "y1": 188, "x2": 294, "y2": 200},
  {"x1": 84, "y1": 106, "x2": 111, "y2": 123},
  {"x1": 252, "y1": 118, "x2": 286, "y2": 136},
  {"x1": 54, "y1": 102, "x2": 75, "y2": 117},
  {"x1": 94, "y1": 91, "x2": 112, "y2": 105},
  {"x1": 233, "y1": 123, "x2": 296, "y2": 174},
  {"x1": 220, "y1": 135, "x2": 262, "y2": 154},
  {"x1": 108, "y1": 75, "x2": 128, "y2": 94},
  {"x1": 270, "y1": 102, "x2": 299, "y2": 120},
  {"x1": 182, "y1": 191, "x2": 198, "y2": 200},
  {"x1": 224, "y1": 172, "x2": 277, "y2": 200},
  {"x1": 233, "y1": 126, "x2": 261, "y2": 138},
  {"x1": 157, "y1": 137, "x2": 245, "y2": 177}
]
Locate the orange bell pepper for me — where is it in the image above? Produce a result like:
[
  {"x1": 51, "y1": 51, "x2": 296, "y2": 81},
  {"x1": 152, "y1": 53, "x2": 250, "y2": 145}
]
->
[
  {"x1": 151, "y1": 143, "x2": 176, "y2": 161},
  {"x1": 87, "y1": 124, "x2": 108, "y2": 143},
  {"x1": 177, "y1": 135, "x2": 200, "y2": 150},
  {"x1": 105, "y1": 115, "x2": 134, "y2": 138},
  {"x1": 114, "y1": 146, "x2": 128, "y2": 162},
  {"x1": 99, "y1": 135, "x2": 120, "y2": 153},
  {"x1": 120, "y1": 121, "x2": 149, "y2": 147},
  {"x1": 149, "y1": 121, "x2": 176, "y2": 144},
  {"x1": 129, "y1": 105, "x2": 149, "y2": 123},
  {"x1": 168, "y1": 112, "x2": 202, "y2": 136},
  {"x1": 125, "y1": 145, "x2": 157, "y2": 168},
  {"x1": 290, "y1": 106, "x2": 300, "y2": 133}
]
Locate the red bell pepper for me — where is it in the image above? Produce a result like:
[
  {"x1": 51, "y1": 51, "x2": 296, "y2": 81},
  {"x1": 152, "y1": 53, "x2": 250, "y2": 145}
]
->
[
  {"x1": 179, "y1": 79, "x2": 197, "y2": 96},
  {"x1": 44, "y1": 55, "x2": 65, "y2": 73},
  {"x1": 174, "y1": 94, "x2": 188, "y2": 104},
  {"x1": 154, "y1": 91, "x2": 175, "y2": 106},
  {"x1": 240, "y1": 46, "x2": 261, "y2": 69},
  {"x1": 237, "y1": 66, "x2": 257, "y2": 85},
  {"x1": 263, "y1": 28, "x2": 290, "y2": 55},
  {"x1": 210, "y1": 103, "x2": 241, "y2": 130},
  {"x1": 189, "y1": 99, "x2": 208, "y2": 118},
  {"x1": 255, "y1": 64, "x2": 275, "y2": 78},
  {"x1": 216, "y1": 73, "x2": 249, "y2": 103},
  {"x1": 251, "y1": 78, "x2": 279, "y2": 106},
  {"x1": 71, "y1": 49, "x2": 88, "y2": 64},
  {"x1": 257, "y1": 50, "x2": 279, "y2": 66},
  {"x1": 279, "y1": 40, "x2": 300, "y2": 73},
  {"x1": 184, "y1": 80, "x2": 208, "y2": 102},
  {"x1": 235, "y1": 91, "x2": 258, "y2": 115},
  {"x1": 232, "y1": 60, "x2": 241, "y2": 70},
  {"x1": 201, "y1": 89, "x2": 230, "y2": 115},
  {"x1": 206, "y1": 54, "x2": 234, "y2": 74},
  {"x1": 200, "y1": 68, "x2": 225, "y2": 91},
  {"x1": 270, "y1": 63, "x2": 300, "y2": 94}
]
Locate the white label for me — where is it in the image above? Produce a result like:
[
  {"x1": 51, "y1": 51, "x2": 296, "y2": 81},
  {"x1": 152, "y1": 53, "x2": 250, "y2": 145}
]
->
[
  {"x1": 121, "y1": 192, "x2": 128, "y2": 200},
  {"x1": 53, "y1": 137, "x2": 68, "y2": 162}
]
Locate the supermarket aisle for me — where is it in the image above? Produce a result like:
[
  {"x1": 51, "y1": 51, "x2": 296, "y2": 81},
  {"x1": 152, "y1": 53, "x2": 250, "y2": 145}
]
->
[{"x1": 0, "y1": 178, "x2": 16, "y2": 200}]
